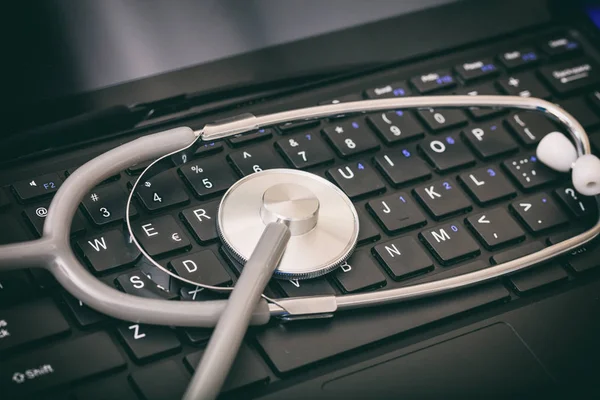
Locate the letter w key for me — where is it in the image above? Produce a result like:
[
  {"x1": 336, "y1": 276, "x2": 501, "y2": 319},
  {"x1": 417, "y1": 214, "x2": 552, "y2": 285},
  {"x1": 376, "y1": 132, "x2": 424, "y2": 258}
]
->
[{"x1": 77, "y1": 230, "x2": 140, "y2": 273}]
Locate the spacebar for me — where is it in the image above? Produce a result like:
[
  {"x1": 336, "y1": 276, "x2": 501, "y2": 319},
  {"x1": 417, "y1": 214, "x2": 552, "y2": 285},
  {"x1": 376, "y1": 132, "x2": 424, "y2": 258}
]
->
[
  {"x1": 0, "y1": 333, "x2": 125, "y2": 397},
  {"x1": 256, "y1": 281, "x2": 509, "y2": 373}
]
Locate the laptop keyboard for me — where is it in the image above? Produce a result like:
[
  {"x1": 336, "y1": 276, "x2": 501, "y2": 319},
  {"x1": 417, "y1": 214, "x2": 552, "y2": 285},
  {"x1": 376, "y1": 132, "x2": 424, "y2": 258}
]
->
[{"x1": 1, "y1": 29, "x2": 600, "y2": 399}]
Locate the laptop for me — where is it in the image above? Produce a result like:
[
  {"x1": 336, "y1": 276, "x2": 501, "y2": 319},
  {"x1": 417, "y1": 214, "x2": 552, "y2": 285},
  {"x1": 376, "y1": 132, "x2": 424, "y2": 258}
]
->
[{"x1": 1, "y1": 0, "x2": 600, "y2": 398}]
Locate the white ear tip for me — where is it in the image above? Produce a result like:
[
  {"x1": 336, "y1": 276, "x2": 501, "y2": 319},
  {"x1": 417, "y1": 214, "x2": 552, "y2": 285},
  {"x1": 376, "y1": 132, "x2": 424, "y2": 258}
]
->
[
  {"x1": 536, "y1": 132, "x2": 578, "y2": 172},
  {"x1": 572, "y1": 154, "x2": 600, "y2": 196}
]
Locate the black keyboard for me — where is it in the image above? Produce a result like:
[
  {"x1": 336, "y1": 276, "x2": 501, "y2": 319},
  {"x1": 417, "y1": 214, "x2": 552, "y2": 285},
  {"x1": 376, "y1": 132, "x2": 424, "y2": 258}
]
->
[{"x1": 2, "y1": 29, "x2": 600, "y2": 400}]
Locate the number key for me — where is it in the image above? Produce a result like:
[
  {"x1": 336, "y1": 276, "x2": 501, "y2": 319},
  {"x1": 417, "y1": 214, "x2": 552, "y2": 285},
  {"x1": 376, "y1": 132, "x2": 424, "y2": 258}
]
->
[
  {"x1": 275, "y1": 133, "x2": 334, "y2": 169},
  {"x1": 414, "y1": 179, "x2": 471, "y2": 220},
  {"x1": 83, "y1": 184, "x2": 138, "y2": 225},
  {"x1": 417, "y1": 108, "x2": 467, "y2": 132},
  {"x1": 227, "y1": 145, "x2": 286, "y2": 177},
  {"x1": 322, "y1": 119, "x2": 380, "y2": 158},
  {"x1": 135, "y1": 170, "x2": 189, "y2": 212},
  {"x1": 179, "y1": 158, "x2": 237, "y2": 199},
  {"x1": 366, "y1": 111, "x2": 424, "y2": 144}
]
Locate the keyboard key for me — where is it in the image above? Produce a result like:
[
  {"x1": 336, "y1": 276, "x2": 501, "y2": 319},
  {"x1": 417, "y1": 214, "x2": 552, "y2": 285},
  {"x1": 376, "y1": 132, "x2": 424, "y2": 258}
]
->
[
  {"x1": 24, "y1": 202, "x2": 86, "y2": 237},
  {"x1": 558, "y1": 97, "x2": 600, "y2": 129},
  {"x1": 498, "y1": 47, "x2": 539, "y2": 70},
  {"x1": 12, "y1": 173, "x2": 62, "y2": 202},
  {"x1": 322, "y1": 119, "x2": 380, "y2": 158},
  {"x1": 466, "y1": 208, "x2": 525, "y2": 249},
  {"x1": 332, "y1": 250, "x2": 386, "y2": 293},
  {"x1": 497, "y1": 72, "x2": 550, "y2": 98},
  {"x1": 502, "y1": 153, "x2": 558, "y2": 190},
  {"x1": 277, "y1": 120, "x2": 320, "y2": 134},
  {"x1": 510, "y1": 193, "x2": 568, "y2": 233},
  {"x1": 256, "y1": 280, "x2": 509, "y2": 373},
  {"x1": 0, "y1": 333, "x2": 125, "y2": 397},
  {"x1": 115, "y1": 270, "x2": 178, "y2": 300},
  {"x1": 456, "y1": 83, "x2": 505, "y2": 119},
  {"x1": 0, "y1": 298, "x2": 70, "y2": 352},
  {"x1": 549, "y1": 234, "x2": 600, "y2": 273},
  {"x1": 417, "y1": 108, "x2": 467, "y2": 132},
  {"x1": 117, "y1": 323, "x2": 181, "y2": 362},
  {"x1": 184, "y1": 327, "x2": 212, "y2": 344},
  {"x1": 130, "y1": 360, "x2": 189, "y2": 400},
  {"x1": 414, "y1": 179, "x2": 471, "y2": 220},
  {"x1": 540, "y1": 58, "x2": 600, "y2": 96},
  {"x1": 454, "y1": 58, "x2": 498, "y2": 81},
  {"x1": 540, "y1": 34, "x2": 581, "y2": 57},
  {"x1": 373, "y1": 237, "x2": 433, "y2": 280},
  {"x1": 66, "y1": 167, "x2": 120, "y2": 184},
  {"x1": 274, "y1": 277, "x2": 335, "y2": 297},
  {"x1": 554, "y1": 185, "x2": 595, "y2": 218},
  {"x1": 420, "y1": 222, "x2": 480, "y2": 265},
  {"x1": 179, "y1": 158, "x2": 237, "y2": 199},
  {"x1": 276, "y1": 133, "x2": 334, "y2": 169},
  {"x1": 82, "y1": 184, "x2": 138, "y2": 225},
  {"x1": 127, "y1": 159, "x2": 153, "y2": 175},
  {"x1": 29, "y1": 269, "x2": 58, "y2": 290},
  {"x1": 227, "y1": 128, "x2": 273, "y2": 147},
  {"x1": 327, "y1": 161, "x2": 386, "y2": 200},
  {"x1": 506, "y1": 112, "x2": 558, "y2": 146},
  {"x1": 133, "y1": 215, "x2": 191, "y2": 256},
  {"x1": 0, "y1": 271, "x2": 33, "y2": 304},
  {"x1": 77, "y1": 230, "x2": 140, "y2": 274},
  {"x1": 356, "y1": 207, "x2": 380, "y2": 245},
  {"x1": 180, "y1": 201, "x2": 219, "y2": 244},
  {"x1": 184, "y1": 343, "x2": 269, "y2": 392},
  {"x1": 193, "y1": 140, "x2": 224, "y2": 157},
  {"x1": 136, "y1": 169, "x2": 189, "y2": 212},
  {"x1": 62, "y1": 293, "x2": 106, "y2": 327},
  {"x1": 364, "y1": 81, "x2": 412, "y2": 99},
  {"x1": 365, "y1": 81, "x2": 412, "y2": 99},
  {"x1": 318, "y1": 93, "x2": 362, "y2": 105},
  {"x1": 74, "y1": 377, "x2": 139, "y2": 400},
  {"x1": 419, "y1": 133, "x2": 475, "y2": 172},
  {"x1": 367, "y1": 192, "x2": 427, "y2": 234},
  {"x1": 410, "y1": 69, "x2": 456, "y2": 93},
  {"x1": 374, "y1": 148, "x2": 431, "y2": 187},
  {"x1": 169, "y1": 250, "x2": 232, "y2": 286},
  {"x1": 491, "y1": 242, "x2": 568, "y2": 293},
  {"x1": 228, "y1": 145, "x2": 286, "y2": 176},
  {"x1": 462, "y1": 122, "x2": 518, "y2": 159},
  {"x1": 458, "y1": 167, "x2": 516, "y2": 205},
  {"x1": 366, "y1": 111, "x2": 424, "y2": 144}
]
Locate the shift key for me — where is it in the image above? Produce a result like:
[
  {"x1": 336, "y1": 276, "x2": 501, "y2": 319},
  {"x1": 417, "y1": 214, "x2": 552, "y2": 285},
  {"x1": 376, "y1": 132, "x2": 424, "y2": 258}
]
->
[
  {"x1": 0, "y1": 298, "x2": 70, "y2": 351},
  {"x1": 0, "y1": 333, "x2": 125, "y2": 397}
]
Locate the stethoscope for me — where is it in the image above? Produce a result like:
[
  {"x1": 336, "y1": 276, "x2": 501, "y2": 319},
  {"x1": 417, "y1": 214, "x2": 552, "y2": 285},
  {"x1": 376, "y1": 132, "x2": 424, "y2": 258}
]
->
[{"x1": 1, "y1": 96, "x2": 599, "y2": 399}]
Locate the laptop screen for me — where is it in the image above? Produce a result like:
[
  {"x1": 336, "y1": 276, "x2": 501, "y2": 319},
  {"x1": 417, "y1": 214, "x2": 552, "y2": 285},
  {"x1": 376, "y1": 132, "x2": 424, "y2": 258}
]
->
[{"x1": 8, "y1": 0, "x2": 459, "y2": 103}]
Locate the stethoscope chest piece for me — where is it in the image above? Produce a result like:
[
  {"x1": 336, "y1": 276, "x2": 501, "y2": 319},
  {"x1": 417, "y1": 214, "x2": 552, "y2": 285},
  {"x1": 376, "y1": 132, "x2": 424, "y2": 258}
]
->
[{"x1": 217, "y1": 169, "x2": 359, "y2": 279}]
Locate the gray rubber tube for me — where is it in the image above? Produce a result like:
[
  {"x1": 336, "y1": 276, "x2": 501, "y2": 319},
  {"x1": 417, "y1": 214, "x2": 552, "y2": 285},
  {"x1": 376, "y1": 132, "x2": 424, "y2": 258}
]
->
[
  {"x1": 0, "y1": 127, "x2": 272, "y2": 327},
  {"x1": 183, "y1": 222, "x2": 291, "y2": 400}
]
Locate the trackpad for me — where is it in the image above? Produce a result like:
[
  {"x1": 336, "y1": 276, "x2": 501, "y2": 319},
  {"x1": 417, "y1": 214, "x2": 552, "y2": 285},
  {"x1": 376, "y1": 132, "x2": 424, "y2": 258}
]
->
[{"x1": 323, "y1": 323, "x2": 554, "y2": 398}]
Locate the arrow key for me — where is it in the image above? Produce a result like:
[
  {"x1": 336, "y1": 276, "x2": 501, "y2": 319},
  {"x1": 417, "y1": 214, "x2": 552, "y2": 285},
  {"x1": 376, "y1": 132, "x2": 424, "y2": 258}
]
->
[
  {"x1": 466, "y1": 208, "x2": 525, "y2": 249},
  {"x1": 510, "y1": 193, "x2": 568, "y2": 234}
]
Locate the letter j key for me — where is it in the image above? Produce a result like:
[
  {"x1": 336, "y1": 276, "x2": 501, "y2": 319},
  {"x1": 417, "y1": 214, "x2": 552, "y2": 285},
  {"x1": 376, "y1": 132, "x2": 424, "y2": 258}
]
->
[{"x1": 413, "y1": 179, "x2": 471, "y2": 220}]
